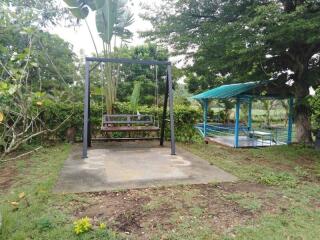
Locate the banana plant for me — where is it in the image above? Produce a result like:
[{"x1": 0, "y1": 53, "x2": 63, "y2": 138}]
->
[
  {"x1": 130, "y1": 81, "x2": 141, "y2": 114},
  {"x1": 63, "y1": 0, "x2": 134, "y2": 113}
]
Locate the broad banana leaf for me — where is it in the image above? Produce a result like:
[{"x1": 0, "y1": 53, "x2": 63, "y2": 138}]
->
[
  {"x1": 83, "y1": 0, "x2": 106, "y2": 10},
  {"x1": 63, "y1": 0, "x2": 82, "y2": 8},
  {"x1": 63, "y1": 0, "x2": 90, "y2": 19},
  {"x1": 64, "y1": 0, "x2": 133, "y2": 44},
  {"x1": 95, "y1": 0, "x2": 118, "y2": 44},
  {"x1": 63, "y1": 0, "x2": 105, "y2": 12},
  {"x1": 93, "y1": 0, "x2": 106, "y2": 9},
  {"x1": 113, "y1": 8, "x2": 134, "y2": 41},
  {"x1": 69, "y1": 6, "x2": 89, "y2": 19}
]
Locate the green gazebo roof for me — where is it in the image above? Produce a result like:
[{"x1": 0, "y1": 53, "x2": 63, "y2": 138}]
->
[{"x1": 192, "y1": 81, "x2": 266, "y2": 100}]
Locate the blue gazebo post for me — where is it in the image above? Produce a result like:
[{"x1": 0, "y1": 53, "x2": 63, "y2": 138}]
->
[
  {"x1": 287, "y1": 97, "x2": 294, "y2": 144},
  {"x1": 234, "y1": 98, "x2": 241, "y2": 148},
  {"x1": 203, "y1": 99, "x2": 208, "y2": 137},
  {"x1": 248, "y1": 98, "x2": 252, "y2": 131}
]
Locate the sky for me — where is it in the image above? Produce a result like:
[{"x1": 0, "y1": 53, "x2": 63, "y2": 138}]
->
[{"x1": 50, "y1": 0, "x2": 155, "y2": 56}]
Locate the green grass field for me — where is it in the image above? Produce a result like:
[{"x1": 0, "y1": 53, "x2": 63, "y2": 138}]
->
[
  {"x1": 1, "y1": 143, "x2": 319, "y2": 239},
  {"x1": 0, "y1": 145, "x2": 119, "y2": 240}
]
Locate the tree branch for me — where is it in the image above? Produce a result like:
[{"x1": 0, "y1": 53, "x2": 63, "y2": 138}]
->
[{"x1": 0, "y1": 147, "x2": 43, "y2": 163}]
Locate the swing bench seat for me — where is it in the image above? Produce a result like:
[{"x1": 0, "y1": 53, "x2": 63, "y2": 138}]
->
[{"x1": 101, "y1": 114, "x2": 160, "y2": 132}]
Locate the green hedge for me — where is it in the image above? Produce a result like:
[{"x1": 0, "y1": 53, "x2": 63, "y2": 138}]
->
[{"x1": 40, "y1": 101, "x2": 202, "y2": 142}]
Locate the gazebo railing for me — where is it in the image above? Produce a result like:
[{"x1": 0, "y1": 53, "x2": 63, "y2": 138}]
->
[{"x1": 195, "y1": 123, "x2": 294, "y2": 147}]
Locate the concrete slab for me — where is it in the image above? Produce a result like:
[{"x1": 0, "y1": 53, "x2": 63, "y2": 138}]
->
[{"x1": 54, "y1": 142, "x2": 237, "y2": 193}]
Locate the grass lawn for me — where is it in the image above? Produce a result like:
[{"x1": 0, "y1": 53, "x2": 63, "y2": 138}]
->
[{"x1": 1, "y1": 143, "x2": 320, "y2": 239}]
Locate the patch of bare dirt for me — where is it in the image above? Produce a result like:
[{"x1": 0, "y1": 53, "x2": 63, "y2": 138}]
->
[
  {"x1": 73, "y1": 183, "x2": 283, "y2": 239},
  {"x1": 310, "y1": 198, "x2": 320, "y2": 209},
  {"x1": 214, "y1": 181, "x2": 271, "y2": 193},
  {"x1": 0, "y1": 164, "x2": 17, "y2": 191}
]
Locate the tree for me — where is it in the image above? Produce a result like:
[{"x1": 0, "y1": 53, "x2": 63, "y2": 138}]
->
[
  {"x1": 2, "y1": 0, "x2": 72, "y2": 26},
  {"x1": 0, "y1": 3, "x2": 79, "y2": 93},
  {"x1": 114, "y1": 44, "x2": 169, "y2": 105},
  {"x1": 63, "y1": 0, "x2": 134, "y2": 114},
  {"x1": 87, "y1": 44, "x2": 170, "y2": 107},
  {"x1": 0, "y1": 4, "x2": 78, "y2": 159},
  {"x1": 311, "y1": 87, "x2": 320, "y2": 130},
  {"x1": 142, "y1": 0, "x2": 320, "y2": 143}
]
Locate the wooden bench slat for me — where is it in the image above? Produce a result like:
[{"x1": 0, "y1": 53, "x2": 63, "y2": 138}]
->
[
  {"x1": 101, "y1": 114, "x2": 159, "y2": 133},
  {"x1": 103, "y1": 114, "x2": 154, "y2": 123},
  {"x1": 101, "y1": 126, "x2": 160, "y2": 132},
  {"x1": 104, "y1": 121, "x2": 153, "y2": 124}
]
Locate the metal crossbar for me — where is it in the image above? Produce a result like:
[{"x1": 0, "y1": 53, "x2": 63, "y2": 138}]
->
[{"x1": 86, "y1": 57, "x2": 171, "y2": 66}]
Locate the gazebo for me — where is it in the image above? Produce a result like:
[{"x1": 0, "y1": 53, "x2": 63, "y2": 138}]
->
[{"x1": 192, "y1": 81, "x2": 294, "y2": 148}]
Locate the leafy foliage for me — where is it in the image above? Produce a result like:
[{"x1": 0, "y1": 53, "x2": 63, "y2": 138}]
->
[
  {"x1": 40, "y1": 101, "x2": 202, "y2": 143},
  {"x1": 63, "y1": 0, "x2": 135, "y2": 114},
  {"x1": 130, "y1": 81, "x2": 142, "y2": 113},
  {"x1": 0, "y1": 5, "x2": 79, "y2": 92},
  {"x1": 0, "y1": 5, "x2": 78, "y2": 159},
  {"x1": 111, "y1": 44, "x2": 170, "y2": 105},
  {"x1": 258, "y1": 172, "x2": 297, "y2": 188},
  {"x1": 73, "y1": 217, "x2": 92, "y2": 235},
  {"x1": 2, "y1": 0, "x2": 72, "y2": 26},
  {"x1": 310, "y1": 87, "x2": 320, "y2": 130},
  {"x1": 142, "y1": 0, "x2": 320, "y2": 142}
]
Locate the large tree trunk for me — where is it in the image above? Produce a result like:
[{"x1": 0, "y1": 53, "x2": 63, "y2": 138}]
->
[
  {"x1": 294, "y1": 81, "x2": 313, "y2": 143},
  {"x1": 295, "y1": 98, "x2": 313, "y2": 143}
]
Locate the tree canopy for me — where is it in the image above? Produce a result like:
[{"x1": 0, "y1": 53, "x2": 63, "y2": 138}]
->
[{"x1": 142, "y1": 0, "x2": 320, "y2": 142}]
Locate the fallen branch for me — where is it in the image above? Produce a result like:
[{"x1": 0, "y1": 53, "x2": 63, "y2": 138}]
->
[{"x1": 0, "y1": 146, "x2": 43, "y2": 163}]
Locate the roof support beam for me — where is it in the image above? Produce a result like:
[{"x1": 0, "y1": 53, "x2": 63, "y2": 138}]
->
[
  {"x1": 287, "y1": 97, "x2": 294, "y2": 144},
  {"x1": 203, "y1": 99, "x2": 208, "y2": 137},
  {"x1": 234, "y1": 98, "x2": 241, "y2": 148},
  {"x1": 248, "y1": 99, "x2": 253, "y2": 131}
]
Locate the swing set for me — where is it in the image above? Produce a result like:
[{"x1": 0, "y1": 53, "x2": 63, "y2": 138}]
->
[
  {"x1": 101, "y1": 64, "x2": 160, "y2": 135},
  {"x1": 82, "y1": 57, "x2": 176, "y2": 158}
]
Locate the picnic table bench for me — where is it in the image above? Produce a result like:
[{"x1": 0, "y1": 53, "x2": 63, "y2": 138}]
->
[{"x1": 249, "y1": 130, "x2": 273, "y2": 146}]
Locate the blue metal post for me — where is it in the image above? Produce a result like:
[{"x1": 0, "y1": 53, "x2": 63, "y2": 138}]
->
[
  {"x1": 203, "y1": 99, "x2": 208, "y2": 137},
  {"x1": 287, "y1": 97, "x2": 294, "y2": 144},
  {"x1": 248, "y1": 99, "x2": 252, "y2": 131},
  {"x1": 234, "y1": 98, "x2": 240, "y2": 148}
]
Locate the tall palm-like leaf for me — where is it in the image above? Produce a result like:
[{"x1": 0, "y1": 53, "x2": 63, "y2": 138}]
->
[
  {"x1": 130, "y1": 81, "x2": 141, "y2": 113},
  {"x1": 63, "y1": 0, "x2": 134, "y2": 114},
  {"x1": 114, "y1": 9, "x2": 134, "y2": 43}
]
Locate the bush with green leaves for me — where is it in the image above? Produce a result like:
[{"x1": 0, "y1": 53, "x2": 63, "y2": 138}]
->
[
  {"x1": 73, "y1": 217, "x2": 92, "y2": 235},
  {"x1": 258, "y1": 171, "x2": 297, "y2": 188},
  {"x1": 310, "y1": 88, "x2": 320, "y2": 131},
  {"x1": 41, "y1": 101, "x2": 202, "y2": 143}
]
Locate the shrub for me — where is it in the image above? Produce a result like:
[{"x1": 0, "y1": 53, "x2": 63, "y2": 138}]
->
[
  {"x1": 73, "y1": 217, "x2": 92, "y2": 235},
  {"x1": 99, "y1": 223, "x2": 107, "y2": 229},
  {"x1": 36, "y1": 217, "x2": 54, "y2": 232},
  {"x1": 40, "y1": 101, "x2": 202, "y2": 143},
  {"x1": 258, "y1": 172, "x2": 297, "y2": 188},
  {"x1": 310, "y1": 88, "x2": 320, "y2": 131}
]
